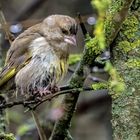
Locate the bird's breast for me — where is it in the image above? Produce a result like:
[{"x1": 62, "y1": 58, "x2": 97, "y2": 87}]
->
[
  {"x1": 15, "y1": 36, "x2": 69, "y2": 95},
  {"x1": 15, "y1": 52, "x2": 68, "y2": 95}
]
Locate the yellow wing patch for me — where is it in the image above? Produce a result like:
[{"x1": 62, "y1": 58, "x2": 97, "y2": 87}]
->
[{"x1": 0, "y1": 68, "x2": 16, "y2": 87}]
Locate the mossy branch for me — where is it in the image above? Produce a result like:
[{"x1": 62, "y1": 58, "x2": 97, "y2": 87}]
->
[
  {"x1": 0, "y1": 96, "x2": 7, "y2": 134},
  {"x1": 104, "y1": 0, "x2": 135, "y2": 46},
  {"x1": 49, "y1": 0, "x2": 134, "y2": 140}
]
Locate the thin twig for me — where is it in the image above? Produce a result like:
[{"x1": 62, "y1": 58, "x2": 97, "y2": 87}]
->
[
  {"x1": 0, "y1": 88, "x2": 87, "y2": 109},
  {"x1": 32, "y1": 88, "x2": 82, "y2": 110},
  {"x1": 31, "y1": 110, "x2": 47, "y2": 140},
  {"x1": 77, "y1": 13, "x2": 88, "y2": 37},
  {"x1": 0, "y1": 7, "x2": 15, "y2": 44}
]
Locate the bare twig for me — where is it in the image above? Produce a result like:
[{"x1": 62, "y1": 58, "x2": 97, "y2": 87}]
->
[
  {"x1": 0, "y1": 7, "x2": 15, "y2": 44},
  {"x1": 0, "y1": 88, "x2": 86, "y2": 109},
  {"x1": 31, "y1": 110, "x2": 47, "y2": 140},
  {"x1": 32, "y1": 88, "x2": 81, "y2": 110},
  {"x1": 77, "y1": 13, "x2": 88, "y2": 37}
]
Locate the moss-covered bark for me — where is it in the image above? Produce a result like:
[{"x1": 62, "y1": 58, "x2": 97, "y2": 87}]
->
[
  {"x1": 111, "y1": 1, "x2": 140, "y2": 139},
  {"x1": 0, "y1": 29, "x2": 7, "y2": 135}
]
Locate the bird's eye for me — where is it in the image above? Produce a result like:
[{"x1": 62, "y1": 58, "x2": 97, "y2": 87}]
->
[
  {"x1": 70, "y1": 24, "x2": 78, "y2": 35},
  {"x1": 62, "y1": 28, "x2": 69, "y2": 35}
]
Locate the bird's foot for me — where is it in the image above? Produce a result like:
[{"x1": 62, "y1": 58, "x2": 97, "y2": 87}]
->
[
  {"x1": 38, "y1": 87, "x2": 52, "y2": 96},
  {"x1": 30, "y1": 85, "x2": 59, "y2": 100},
  {"x1": 29, "y1": 87, "x2": 51, "y2": 100},
  {"x1": 50, "y1": 85, "x2": 60, "y2": 94}
]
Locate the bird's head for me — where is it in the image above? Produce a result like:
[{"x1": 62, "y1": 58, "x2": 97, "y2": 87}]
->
[{"x1": 41, "y1": 15, "x2": 78, "y2": 47}]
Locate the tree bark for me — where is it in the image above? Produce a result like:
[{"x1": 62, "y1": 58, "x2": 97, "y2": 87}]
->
[
  {"x1": 0, "y1": 29, "x2": 7, "y2": 135},
  {"x1": 111, "y1": 1, "x2": 140, "y2": 139}
]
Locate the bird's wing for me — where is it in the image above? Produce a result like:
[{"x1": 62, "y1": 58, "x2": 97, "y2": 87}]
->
[{"x1": 0, "y1": 24, "x2": 42, "y2": 87}]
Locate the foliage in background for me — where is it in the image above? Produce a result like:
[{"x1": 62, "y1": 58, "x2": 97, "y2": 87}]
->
[
  {"x1": 17, "y1": 123, "x2": 35, "y2": 136},
  {"x1": 92, "y1": 82, "x2": 108, "y2": 90},
  {"x1": 104, "y1": 61, "x2": 125, "y2": 97},
  {"x1": 0, "y1": 133, "x2": 16, "y2": 140}
]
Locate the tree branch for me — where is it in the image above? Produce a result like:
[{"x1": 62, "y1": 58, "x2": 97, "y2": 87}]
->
[
  {"x1": 105, "y1": 0, "x2": 135, "y2": 46},
  {"x1": 0, "y1": 88, "x2": 87, "y2": 109}
]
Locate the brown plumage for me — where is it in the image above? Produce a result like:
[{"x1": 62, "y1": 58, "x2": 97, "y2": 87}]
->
[{"x1": 0, "y1": 15, "x2": 78, "y2": 97}]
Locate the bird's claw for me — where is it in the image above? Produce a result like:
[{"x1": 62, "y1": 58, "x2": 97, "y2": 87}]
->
[
  {"x1": 50, "y1": 85, "x2": 60, "y2": 93},
  {"x1": 30, "y1": 85, "x2": 59, "y2": 100}
]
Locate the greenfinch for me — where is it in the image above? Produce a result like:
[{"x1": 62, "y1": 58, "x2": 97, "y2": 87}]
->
[{"x1": 0, "y1": 15, "x2": 78, "y2": 97}]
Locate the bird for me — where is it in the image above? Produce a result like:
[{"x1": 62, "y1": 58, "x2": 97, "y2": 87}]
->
[{"x1": 0, "y1": 15, "x2": 78, "y2": 98}]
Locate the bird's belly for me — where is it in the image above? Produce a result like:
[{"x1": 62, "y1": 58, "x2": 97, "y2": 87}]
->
[{"x1": 15, "y1": 56, "x2": 67, "y2": 95}]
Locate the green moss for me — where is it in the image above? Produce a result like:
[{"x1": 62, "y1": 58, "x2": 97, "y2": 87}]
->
[
  {"x1": 123, "y1": 16, "x2": 139, "y2": 39},
  {"x1": 126, "y1": 58, "x2": 140, "y2": 68},
  {"x1": 104, "y1": 14, "x2": 114, "y2": 41},
  {"x1": 91, "y1": 0, "x2": 111, "y2": 50},
  {"x1": 86, "y1": 1, "x2": 112, "y2": 53},
  {"x1": 91, "y1": 0, "x2": 111, "y2": 13},
  {"x1": 104, "y1": 0, "x2": 124, "y2": 44},
  {"x1": 83, "y1": 36, "x2": 103, "y2": 67},
  {"x1": 85, "y1": 0, "x2": 129, "y2": 64},
  {"x1": 118, "y1": 39, "x2": 140, "y2": 53},
  {"x1": 107, "y1": 0, "x2": 123, "y2": 15},
  {"x1": 86, "y1": 37, "x2": 102, "y2": 55},
  {"x1": 70, "y1": 74, "x2": 84, "y2": 88},
  {"x1": 115, "y1": 13, "x2": 140, "y2": 58},
  {"x1": 92, "y1": 82, "x2": 108, "y2": 90},
  {"x1": 108, "y1": 78, "x2": 126, "y2": 98},
  {"x1": 116, "y1": 14, "x2": 140, "y2": 57},
  {"x1": 112, "y1": 68, "x2": 140, "y2": 139},
  {"x1": 104, "y1": 61, "x2": 125, "y2": 98},
  {"x1": 0, "y1": 133, "x2": 16, "y2": 140}
]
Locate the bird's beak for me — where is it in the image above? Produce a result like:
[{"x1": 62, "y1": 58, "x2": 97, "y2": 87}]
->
[{"x1": 64, "y1": 35, "x2": 77, "y2": 46}]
